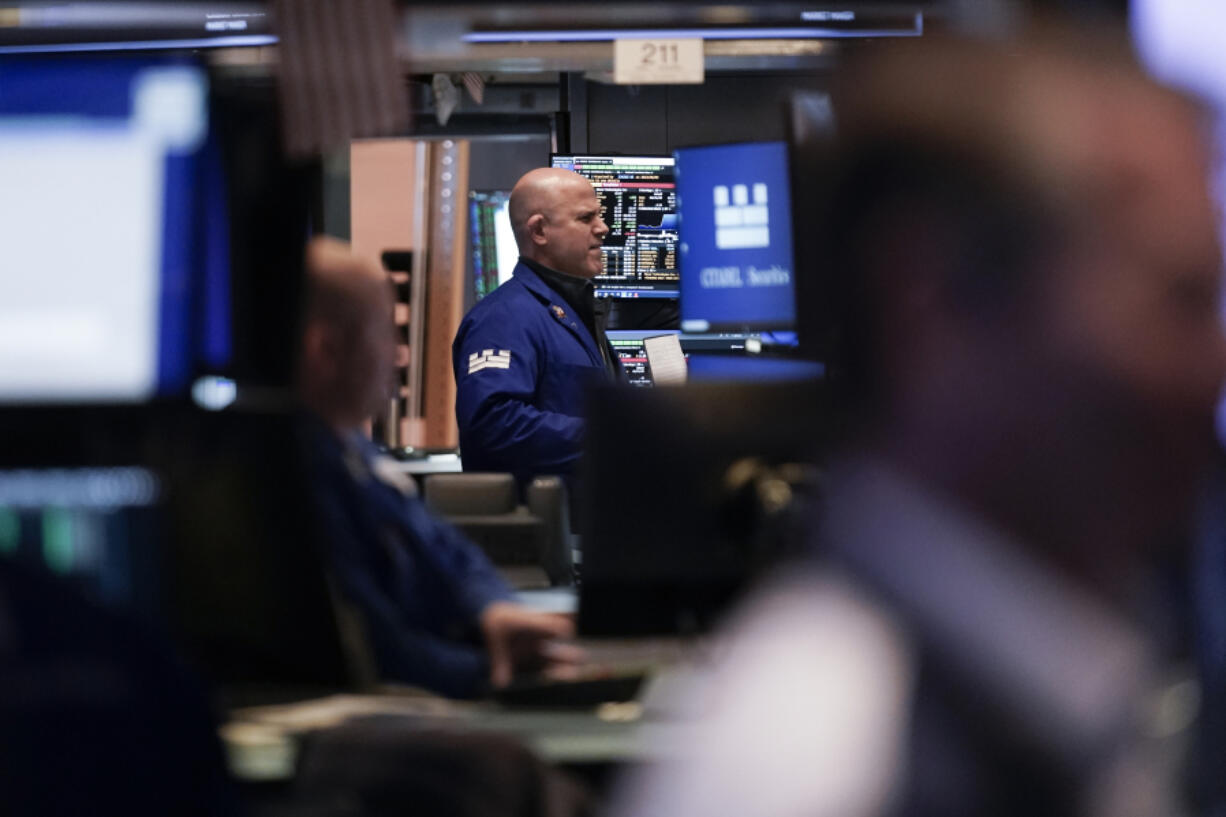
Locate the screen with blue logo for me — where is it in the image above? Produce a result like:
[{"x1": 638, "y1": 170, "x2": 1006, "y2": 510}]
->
[
  {"x1": 676, "y1": 141, "x2": 796, "y2": 333},
  {"x1": 0, "y1": 57, "x2": 230, "y2": 403}
]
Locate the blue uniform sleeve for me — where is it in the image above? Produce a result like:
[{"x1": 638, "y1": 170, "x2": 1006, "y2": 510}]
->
[
  {"x1": 331, "y1": 550, "x2": 491, "y2": 699},
  {"x1": 314, "y1": 479, "x2": 513, "y2": 699},
  {"x1": 400, "y1": 498, "x2": 515, "y2": 622},
  {"x1": 453, "y1": 309, "x2": 585, "y2": 477},
  {"x1": 302, "y1": 420, "x2": 516, "y2": 699}
]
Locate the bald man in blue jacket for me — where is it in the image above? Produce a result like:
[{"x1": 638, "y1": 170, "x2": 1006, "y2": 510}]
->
[{"x1": 453, "y1": 168, "x2": 622, "y2": 484}]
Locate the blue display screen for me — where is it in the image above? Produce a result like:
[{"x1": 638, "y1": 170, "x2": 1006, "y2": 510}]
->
[
  {"x1": 676, "y1": 141, "x2": 796, "y2": 332},
  {"x1": 0, "y1": 57, "x2": 230, "y2": 402}
]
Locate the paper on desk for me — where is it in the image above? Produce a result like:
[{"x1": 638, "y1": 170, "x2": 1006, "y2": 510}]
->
[
  {"x1": 233, "y1": 693, "x2": 461, "y2": 732},
  {"x1": 644, "y1": 334, "x2": 687, "y2": 385}
]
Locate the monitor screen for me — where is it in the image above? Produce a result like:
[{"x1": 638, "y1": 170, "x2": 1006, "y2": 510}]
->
[
  {"x1": 0, "y1": 56, "x2": 229, "y2": 403},
  {"x1": 550, "y1": 154, "x2": 679, "y2": 300},
  {"x1": 608, "y1": 329, "x2": 764, "y2": 386},
  {"x1": 468, "y1": 190, "x2": 519, "y2": 302},
  {"x1": 0, "y1": 465, "x2": 164, "y2": 619},
  {"x1": 676, "y1": 141, "x2": 797, "y2": 333},
  {"x1": 0, "y1": 3, "x2": 275, "y2": 54}
]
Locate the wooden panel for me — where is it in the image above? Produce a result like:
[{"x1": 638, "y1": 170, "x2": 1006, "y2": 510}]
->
[
  {"x1": 351, "y1": 137, "x2": 469, "y2": 451},
  {"x1": 420, "y1": 139, "x2": 470, "y2": 449},
  {"x1": 351, "y1": 138, "x2": 426, "y2": 448},
  {"x1": 350, "y1": 139, "x2": 419, "y2": 269}
]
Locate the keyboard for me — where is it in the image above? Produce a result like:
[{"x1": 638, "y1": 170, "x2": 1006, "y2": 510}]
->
[{"x1": 492, "y1": 672, "x2": 646, "y2": 709}]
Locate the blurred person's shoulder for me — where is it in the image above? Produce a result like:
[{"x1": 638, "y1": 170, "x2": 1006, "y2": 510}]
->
[{"x1": 619, "y1": 567, "x2": 914, "y2": 817}]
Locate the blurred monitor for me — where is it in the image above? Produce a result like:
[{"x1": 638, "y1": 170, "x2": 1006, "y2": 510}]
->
[
  {"x1": 0, "y1": 464, "x2": 164, "y2": 620},
  {"x1": 676, "y1": 141, "x2": 797, "y2": 333},
  {"x1": 0, "y1": 3, "x2": 275, "y2": 54},
  {"x1": 687, "y1": 354, "x2": 824, "y2": 383},
  {"x1": 579, "y1": 380, "x2": 829, "y2": 636},
  {"x1": 786, "y1": 91, "x2": 837, "y2": 362},
  {"x1": 1132, "y1": 0, "x2": 1226, "y2": 108},
  {"x1": 0, "y1": 405, "x2": 352, "y2": 696},
  {"x1": 0, "y1": 56, "x2": 230, "y2": 403},
  {"x1": 468, "y1": 190, "x2": 519, "y2": 302},
  {"x1": 550, "y1": 154, "x2": 679, "y2": 300}
]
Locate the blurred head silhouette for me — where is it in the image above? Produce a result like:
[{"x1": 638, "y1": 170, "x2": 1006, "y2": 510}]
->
[
  {"x1": 297, "y1": 237, "x2": 397, "y2": 431},
  {"x1": 820, "y1": 29, "x2": 1226, "y2": 577}
]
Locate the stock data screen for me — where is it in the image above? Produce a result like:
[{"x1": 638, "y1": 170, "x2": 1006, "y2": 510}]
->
[
  {"x1": 551, "y1": 155, "x2": 679, "y2": 299},
  {"x1": 469, "y1": 190, "x2": 518, "y2": 302}
]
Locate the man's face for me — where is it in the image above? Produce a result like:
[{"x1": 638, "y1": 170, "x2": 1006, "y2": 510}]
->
[
  {"x1": 353, "y1": 301, "x2": 398, "y2": 420},
  {"x1": 335, "y1": 282, "x2": 397, "y2": 423},
  {"x1": 1016, "y1": 97, "x2": 1226, "y2": 528},
  {"x1": 537, "y1": 178, "x2": 609, "y2": 278}
]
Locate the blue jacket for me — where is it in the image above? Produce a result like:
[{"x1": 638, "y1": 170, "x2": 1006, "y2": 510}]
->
[
  {"x1": 300, "y1": 413, "x2": 513, "y2": 698},
  {"x1": 453, "y1": 261, "x2": 616, "y2": 482}
]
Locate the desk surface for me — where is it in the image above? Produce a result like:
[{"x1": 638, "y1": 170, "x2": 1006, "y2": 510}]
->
[
  {"x1": 222, "y1": 691, "x2": 670, "y2": 780},
  {"x1": 389, "y1": 454, "x2": 463, "y2": 475},
  {"x1": 222, "y1": 639, "x2": 699, "y2": 780}
]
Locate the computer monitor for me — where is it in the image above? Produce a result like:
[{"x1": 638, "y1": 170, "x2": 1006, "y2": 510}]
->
[
  {"x1": 0, "y1": 463, "x2": 165, "y2": 620},
  {"x1": 0, "y1": 56, "x2": 230, "y2": 403},
  {"x1": 469, "y1": 190, "x2": 520, "y2": 302},
  {"x1": 607, "y1": 329, "x2": 769, "y2": 386},
  {"x1": 676, "y1": 141, "x2": 797, "y2": 333},
  {"x1": 0, "y1": 404, "x2": 353, "y2": 693},
  {"x1": 578, "y1": 380, "x2": 830, "y2": 636},
  {"x1": 550, "y1": 154, "x2": 679, "y2": 300},
  {"x1": 0, "y1": 3, "x2": 275, "y2": 54}
]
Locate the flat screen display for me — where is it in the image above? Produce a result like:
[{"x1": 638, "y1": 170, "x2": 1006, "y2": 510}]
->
[
  {"x1": 607, "y1": 329, "x2": 767, "y2": 386},
  {"x1": 676, "y1": 141, "x2": 796, "y2": 333},
  {"x1": 550, "y1": 154, "x2": 678, "y2": 300},
  {"x1": 468, "y1": 190, "x2": 518, "y2": 302},
  {"x1": 0, "y1": 56, "x2": 229, "y2": 403}
]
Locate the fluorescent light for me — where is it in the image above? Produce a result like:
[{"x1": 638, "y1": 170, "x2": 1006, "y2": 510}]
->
[
  {"x1": 0, "y1": 34, "x2": 276, "y2": 54},
  {"x1": 462, "y1": 20, "x2": 922, "y2": 44}
]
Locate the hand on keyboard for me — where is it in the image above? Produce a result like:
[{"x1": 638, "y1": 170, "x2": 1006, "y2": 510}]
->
[{"x1": 480, "y1": 602, "x2": 585, "y2": 688}]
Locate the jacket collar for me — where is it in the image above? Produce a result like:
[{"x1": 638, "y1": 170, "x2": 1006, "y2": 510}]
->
[{"x1": 513, "y1": 260, "x2": 604, "y2": 367}]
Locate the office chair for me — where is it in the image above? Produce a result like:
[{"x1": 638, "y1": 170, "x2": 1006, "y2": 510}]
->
[{"x1": 422, "y1": 473, "x2": 572, "y2": 589}]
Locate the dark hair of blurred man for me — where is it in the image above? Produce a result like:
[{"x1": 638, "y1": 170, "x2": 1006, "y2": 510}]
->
[{"x1": 611, "y1": 26, "x2": 1226, "y2": 817}]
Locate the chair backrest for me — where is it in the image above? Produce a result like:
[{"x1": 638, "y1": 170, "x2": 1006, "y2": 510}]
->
[{"x1": 423, "y1": 473, "x2": 571, "y2": 587}]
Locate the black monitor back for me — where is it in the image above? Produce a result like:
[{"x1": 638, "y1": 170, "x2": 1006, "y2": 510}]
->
[{"x1": 578, "y1": 379, "x2": 831, "y2": 636}]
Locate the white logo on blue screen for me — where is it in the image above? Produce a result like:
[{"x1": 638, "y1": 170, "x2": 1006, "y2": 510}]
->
[{"x1": 713, "y1": 183, "x2": 770, "y2": 249}]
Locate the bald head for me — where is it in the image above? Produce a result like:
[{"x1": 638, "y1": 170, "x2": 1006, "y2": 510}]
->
[
  {"x1": 299, "y1": 236, "x2": 397, "y2": 430},
  {"x1": 304, "y1": 236, "x2": 392, "y2": 326},
  {"x1": 509, "y1": 167, "x2": 608, "y2": 278}
]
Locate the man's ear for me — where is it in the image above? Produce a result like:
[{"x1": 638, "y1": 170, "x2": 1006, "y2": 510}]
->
[
  {"x1": 301, "y1": 322, "x2": 339, "y2": 374},
  {"x1": 526, "y1": 213, "x2": 548, "y2": 246}
]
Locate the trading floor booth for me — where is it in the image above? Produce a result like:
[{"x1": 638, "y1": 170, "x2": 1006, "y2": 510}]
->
[{"x1": 0, "y1": 2, "x2": 965, "y2": 812}]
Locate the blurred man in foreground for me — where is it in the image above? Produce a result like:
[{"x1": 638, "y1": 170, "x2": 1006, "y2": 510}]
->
[
  {"x1": 297, "y1": 236, "x2": 579, "y2": 698},
  {"x1": 612, "y1": 29, "x2": 1226, "y2": 817}
]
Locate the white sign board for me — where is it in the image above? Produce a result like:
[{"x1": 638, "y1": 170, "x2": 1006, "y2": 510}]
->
[{"x1": 614, "y1": 38, "x2": 704, "y2": 85}]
